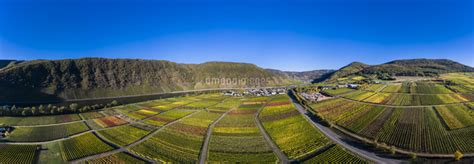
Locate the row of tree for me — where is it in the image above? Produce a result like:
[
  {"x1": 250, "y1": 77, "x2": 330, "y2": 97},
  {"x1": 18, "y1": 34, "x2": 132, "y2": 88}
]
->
[{"x1": 0, "y1": 100, "x2": 119, "y2": 116}]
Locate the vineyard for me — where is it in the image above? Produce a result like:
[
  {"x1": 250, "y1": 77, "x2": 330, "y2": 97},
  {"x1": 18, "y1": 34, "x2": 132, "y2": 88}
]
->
[
  {"x1": 207, "y1": 98, "x2": 277, "y2": 162},
  {"x1": 131, "y1": 111, "x2": 221, "y2": 163},
  {"x1": 5, "y1": 122, "x2": 90, "y2": 142},
  {"x1": 309, "y1": 95, "x2": 474, "y2": 154},
  {"x1": 303, "y1": 144, "x2": 368, "y2": 163},
  {"x1": 0, "y1": 144, "x2": 39, "y2": 163},
  {"x1": 80, "y1": 112, "x2": 105, "y2": 119},
  {"x1": 97, "y1": 125, "x2": 151, "y2": 146},
  {"x1": 441, "y1": 73, "x2": 474, "y2": 93},
  {"x1": 208, "y1": 97, "x2": 242, "y2": 113},
  {"x1": 343, "y1": 89, "x2": 470, "y2": 106},
  {"x1": 434, "y1": 104, "x2": 474, "y2": 129},
  {"x1": 144, "y1": 109, "x2": 195, "y2": 126},
  {"x1": 126, "y1": 109, "x2": 159, "y2": 120},
  {"x1": 85, "y1": 152, "x2": 145, "y2": 163},
  {"x1": 259, "y1": 95, "x2": 331, "y2": 160},
  {"x1": 59, "y1": 133, "x2": 115, "y2": 161},
  {"x1": 0, "y1": 114, "x2": 81, "y2": 126},
  {"x1": 309, "y1": 98, "x2": 385, "y2": 133},
  {"x1": 93, "y1": 116, "x2": 128, "y2": 128}
]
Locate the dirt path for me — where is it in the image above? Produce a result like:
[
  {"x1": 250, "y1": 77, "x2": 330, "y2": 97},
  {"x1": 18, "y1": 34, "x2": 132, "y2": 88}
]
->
[
  {"x1": 198, "y1": 109, "x2": 234, "y2": 164},
  {"x1": 255, "y1": 102, "x2": 292, "y2": 163}
]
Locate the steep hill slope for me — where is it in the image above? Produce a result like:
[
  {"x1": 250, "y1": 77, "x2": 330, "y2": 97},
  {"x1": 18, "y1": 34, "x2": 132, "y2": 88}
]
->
[
  {"x1": 0, "y1": 58, "x2": 298, "y2": 102},
  {"x1": 361, "y1": 59, "x2": 474, "y2": 76},
  {"x1": 326, "y1": 62, "x2": 369, "y2": 81}
]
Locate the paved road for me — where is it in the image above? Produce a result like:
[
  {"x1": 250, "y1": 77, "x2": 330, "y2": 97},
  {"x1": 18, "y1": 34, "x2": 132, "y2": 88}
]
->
[
  {"x1": 289, "y1": 91, "x2": 404, "y2": 164},
  {"x1": 198, "y1": 109, "x2": 234, "y2": 164},
  {"x1": 255, "y1": 102, "x2": 292, "y2": 163}
]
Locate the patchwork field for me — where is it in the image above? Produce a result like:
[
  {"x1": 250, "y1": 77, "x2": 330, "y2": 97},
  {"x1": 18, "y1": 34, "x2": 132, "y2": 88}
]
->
[
  {"x1": 207, "y1": 98, "x2": 277, "y2": 162},
  {"x1": 309, "y1": 97, "x2": 474, "y2": 154},
  {"x1": 93, "y1": 116, "x2": 128, "y2": 128},
  {"x1": 259, "y1": 95, "x2": 331, "y2": 160},
  {"x1": 131, "y1": 111, "x2": 221, "y2": 163}
]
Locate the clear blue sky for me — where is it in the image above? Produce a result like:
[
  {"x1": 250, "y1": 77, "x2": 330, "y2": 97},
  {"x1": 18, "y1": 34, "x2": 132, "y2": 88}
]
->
[{"x1": 0, "y1": 0, "x2": 472, "y2": 71}]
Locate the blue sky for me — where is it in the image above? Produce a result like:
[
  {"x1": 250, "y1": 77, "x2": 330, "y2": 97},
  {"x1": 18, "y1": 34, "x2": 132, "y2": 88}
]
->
[{"x1": 0, "y1": 0, "x2": 472, "y2": 71}]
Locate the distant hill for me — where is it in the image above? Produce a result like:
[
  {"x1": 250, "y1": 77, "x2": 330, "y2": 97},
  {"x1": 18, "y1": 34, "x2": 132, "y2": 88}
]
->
[
  {"x1": 326, "y1": 59, "x2": 474, "y2": 81},
  {"x1": 266, "y1": 69, "x2": 334, "y2": 83},
  {"x1": 326, "y1": 62, "x2": 369, "y2": 81},
  {"x1": 0, "y1": 60, "x2": 22, "y2": 70},
  {"x1": 361, "y1": 59, "x2": 474, "y2": 76},
  {"x1": 0, "y1": 58, "x2": 300, "y2": 102}
]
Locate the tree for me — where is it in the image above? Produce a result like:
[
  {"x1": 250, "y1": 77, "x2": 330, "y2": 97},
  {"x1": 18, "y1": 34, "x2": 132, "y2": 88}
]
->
[
  {"x1": 21, "y1": 110, "x2": 27, "y2": 116},
  {"x1": 111, "y1": 100, "x2": 119, "y2": 106},
  {"x1": 39, "y1": 105, "x2": 45, "y2": 114},
  {"x1": 454, "y1": 150, "x2": 463, "y2": 161},
  {"x1": 390, "y1": 146, "x2": 396, "y2": 155},
  {"x1": 31, "y1": 107, "x2": 37, "y2": 115},
  {"x1": 69, "y1": 103, "x2": 79, "y2": 113},
  {"x1": 410, "y1": 152, "x2": 416, "y2": 159}
]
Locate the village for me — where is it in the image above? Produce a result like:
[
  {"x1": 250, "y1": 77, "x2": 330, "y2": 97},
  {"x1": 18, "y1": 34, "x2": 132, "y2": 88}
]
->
[
  {"x1": 299, "y1": 83, "x2": 359, "y2": 102},
  {"x1": 223, "y1": 87, "x2": 288, "y2": 97}
]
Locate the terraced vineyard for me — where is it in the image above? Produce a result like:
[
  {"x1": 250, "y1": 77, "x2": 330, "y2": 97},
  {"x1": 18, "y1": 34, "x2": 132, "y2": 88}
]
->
[{"x1": 207, "y1": 97, "x2": 277, "y2": 162}]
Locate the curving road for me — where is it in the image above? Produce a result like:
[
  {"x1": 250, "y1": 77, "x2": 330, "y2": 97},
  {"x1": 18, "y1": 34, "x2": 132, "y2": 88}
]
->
[{"x1": 289, "y1": 91, "x2": 404, "y2": 164}]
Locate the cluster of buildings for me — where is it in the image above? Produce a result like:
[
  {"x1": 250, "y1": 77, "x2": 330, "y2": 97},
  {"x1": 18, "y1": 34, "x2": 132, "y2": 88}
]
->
[
  {"x1": 223, "y1": 87, "x2": 288, "y2": 97},
  {"x1": 299, "y1": 92, "x2": 331, "y2": 102},
  {"x1": 0, "y1": 126, "x2": 12, "y2": 138},
  {"x1": 318, "y1": 83, "x2": 359, "y2": 90}
]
